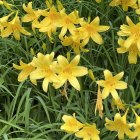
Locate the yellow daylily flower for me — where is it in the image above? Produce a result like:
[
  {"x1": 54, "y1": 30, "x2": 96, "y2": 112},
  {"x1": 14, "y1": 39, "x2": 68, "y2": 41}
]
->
[
  {"x1": 109, "y1": 0, "x2": 137, "y2": 11},
  {"x1": 0, "y1": 0, "x2": 13, "y2": 11},
  {"x1": 53, "y1": 55, "x2": 88, "y2": 91},
  {"x1": 96, "y1": 69, "x2": 127, "y2": 101},
  {"x1": 117, "y1": 38, "x2": 140, "y2": 64},
  {"x1": 105, "y1": 109, "x2": 134, "y2": 139},
  {"x1": 59, "y1": 9, "x2": 82, "y2": 39},
  {"x1": 132, "y1": 109, "x2": 140, "y2": 140},
  {"x1": 61, "y1": 113, "x2": 84, "y2": 133},
  {"x1": 30, "y1": 52, "x2": 58, "y2": 92},
  {"x1": 39, "y1": 6, "x2": 61, "y2": 39},
  {"x1": 13, "y1": 60, "x2": 35, "y2": 84},
  {"x1": 79, "y1": 16, "x2": 110, "y2": 45},
  {"x1": 1, "y1": 12, "x2": 31, "y2": 40},
  {"x1": 75, "y1": 123, "x2": 100, "y2": 140},
  {"x1": 118, "y1": 16, "x2": 140, "y2": 51},
  {"x1": 22, "y1": 2, "x2": 46, "y2": 31},
  {"x1": 0, "y1": 12, "x2": 13, "y2": 33},
  {"x1": 61, "y1": 35, "x2": 89, "y2": 54}
]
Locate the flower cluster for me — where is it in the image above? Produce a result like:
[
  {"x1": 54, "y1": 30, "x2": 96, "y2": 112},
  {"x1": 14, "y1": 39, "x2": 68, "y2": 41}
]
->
[
  {"x1": 0, "y1": 12, "x2": 31, "y2": 40},
  {"x1": 3, "y1": 0, "x2": 139, "y2": 139},
  {"x1": 105, "y1": 109, "x2": 140, "y2": 140},
  {"x1": 0, "y1": 1, "x2": 110, "y2": 54},
  {"x1": 61, "y1": 113, "x2": 100, "y2": 140},
  {"x1": 13, "y1": 52, "x2": 88, "y2": 92},
  {"x1": 117, "y1": 16, "x2": 140, "y2": 64},
  {"x1": 22, "y1": 2, "x2": 110, "y2": 54},
  {"x1": 61, "y1": 109, "x2": 140, "y2": 140},
  {"x1": 109, "y1": 0, "x2": 138, "y2": 11}
]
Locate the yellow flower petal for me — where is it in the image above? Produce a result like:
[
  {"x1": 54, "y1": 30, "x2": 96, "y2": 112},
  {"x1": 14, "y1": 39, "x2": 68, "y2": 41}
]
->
[
  {"x1": 42, "y1": 78, "x2": 49, "y2": 92},
  {"x1": 110, "y1": 89, "x2": 119, "y2": 100},
  {"x1": 114, "y1": 72, "x2": 124, "y2": 80},
  {"x1": 1, "y1": 26, "x2": 12, "y2": 38},
  {"x1": 70, "y1": 55, "x2": 80, "y2": 66},
  {"x1": 124, "y1": 36, "x2": 135, "y2": 49},
  {"x1": 61, "y1": 114, "x2": 84, "y2": 133},
  {"x1": 128, "y1": 50, "x2": 137, "y2": 64},
  {"x1": 72, "y1": 66, "x2": 88, "y2": 77},
  {"x1": 104, "y1": 69, "x2": 113, "y2": 80},
  {"x1": 102, "y1": 88, "x2": 110, "y2": 99},
  {"x1": 30, "y1": 69, "x2": 45, "y2": 80},
  {"x1": 115, "y1": 81, "x2": 127, "y2": 89},
  {"x1": 57, "y1": 55, "x2": 69, "y2": 67},
  {"x1": 91, "y1": 32, "x2": 103, "y2": 45},
  {"x1": 68, "y1": 77, "x2": 80, "y2": 91},
  {"x1": 126, "y1": 16, "x2": 135, "y2": 26},
  {"x1": 13, "y1": 30, "x2": 20, "y2": 40}
]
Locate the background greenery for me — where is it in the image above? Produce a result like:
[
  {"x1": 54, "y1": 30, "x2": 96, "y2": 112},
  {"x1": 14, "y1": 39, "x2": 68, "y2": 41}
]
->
[{"x1": 0, "y1": 0, "x2": 140, "y2": 139}]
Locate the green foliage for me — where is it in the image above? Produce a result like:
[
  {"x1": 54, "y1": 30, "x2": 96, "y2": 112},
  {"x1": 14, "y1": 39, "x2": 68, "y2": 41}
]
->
[{"x1": 0, "y1": 0, "x2": 140, "y2": 139}]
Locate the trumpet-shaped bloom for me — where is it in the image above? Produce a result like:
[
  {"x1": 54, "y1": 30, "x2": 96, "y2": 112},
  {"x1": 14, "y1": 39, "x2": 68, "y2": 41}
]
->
[
  {"x1": 118, "y1": 16, "x2": 140, "y2": 51},
  {"x1": 61, "y1": 114, "x2": 84, "y2": 133},
  {"x1": 61, "y1": 35, "x2": 89, "y2": 54},
  {"x1": 30, "y1": 52, "x2": 58, "y2": 92},
  {"x1": 132, "y1": 110, "x2": 140, "y2": 140},
  {"x1": 75, "y1": 124, "x2": 100, "y2": 140},
  {"x1": 13, "y1": 60, "x2": 35, "y2": 83},
  {"x1": 79, "y1": 17, "x2": 110, "y2": 45},
  {"x1": 109, "y1": 0, "x2": 137, "y2": 11},
  {"x1": 53, "y1": 55, "x2": 88, "y2": 91},
  {"x1": 117, "y1": 38, "x2": 140, "y2": 64},
  {"x1": 96, "y1": 70, "x2": 127, "y2": 100},
  {"x1": 59, "y1": 9, "x2": 82, "y2": 39},
  {"x1": 39, "y1": 6, "x2": 61, "y2": 39},
  {"x1": 0, "y1": 12, "x2": 13, "y2": 33},
  {"x1": 22, "y1": 2, "x2": 46, "y2": 31},
  {"x1": 105, "y1": 109, "x2": 134, "y2": 139},
  {"x1": 1, "y1": 13, "x2": 31, "y2": 40}
]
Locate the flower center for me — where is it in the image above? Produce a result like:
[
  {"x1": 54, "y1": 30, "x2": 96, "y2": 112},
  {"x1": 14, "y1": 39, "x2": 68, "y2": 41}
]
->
[
  {"x1": 42, "y1": 68, "x2": 53, "y2": 77},
  {"x1": 85, "y1": 24, "x2": 94, "y2": 34},
  {"x1": 63, "y1": 66, "x2": 72, "y2": 77},
  {"x1": 65, "y1": 17, "x2": 73, "y2": 25},
  {"x1": 105, "y1": 79, "x2": 116, "y2": 89}
]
